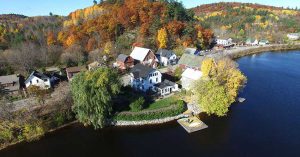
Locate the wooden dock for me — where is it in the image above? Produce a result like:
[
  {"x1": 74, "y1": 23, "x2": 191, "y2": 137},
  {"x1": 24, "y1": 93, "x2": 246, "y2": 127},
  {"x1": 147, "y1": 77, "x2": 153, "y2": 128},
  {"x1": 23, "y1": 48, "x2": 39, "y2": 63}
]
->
[{"x1": 177, "y1": 116, "x2": 208, "y2": 133}]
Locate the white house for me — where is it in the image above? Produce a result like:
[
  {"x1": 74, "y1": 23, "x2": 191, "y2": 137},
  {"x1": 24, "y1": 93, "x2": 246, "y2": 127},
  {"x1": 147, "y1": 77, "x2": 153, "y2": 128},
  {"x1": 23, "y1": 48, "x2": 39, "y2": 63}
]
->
[
  {"x1": 25, "y1": 71, "x2": 58, "y2": 89},
  {"x1": 154, "y1": 80, "x2": 179, "y2": 96},
  {"x1": 287, "y1": 33, "x2": 300, "y2": 40},
  {"x1": 156, "y1": 49, "x2": 177, "y2": 66},
  {"x1": 130, "y1": 63, "x2": 162, "y2": 92},
  {"x1": 180, "y1": 68, "x2": 203, "y2": 90},
  {"x1": 130, "y1": 47, "x2": 158, "y2": 68},
  {"x1": 258, "y1": 39, "x2": 269, "y2": 46},
  {"x1": 216, "y1": 38, "x2": 233, "y2": 47},
  {"x1": 246, "y1": 38, "x2": 259, "y2": 46}
]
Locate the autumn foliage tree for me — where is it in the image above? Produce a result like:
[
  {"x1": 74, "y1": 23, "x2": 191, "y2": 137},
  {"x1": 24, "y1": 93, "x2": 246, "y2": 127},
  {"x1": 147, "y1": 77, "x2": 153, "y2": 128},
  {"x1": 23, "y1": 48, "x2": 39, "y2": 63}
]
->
[
  {"x1": 157, "y1": 27, "x2": 168, "y2": 48},
  {"x1": 194, "y1": 58, "x2": 247, "y2": 116}
]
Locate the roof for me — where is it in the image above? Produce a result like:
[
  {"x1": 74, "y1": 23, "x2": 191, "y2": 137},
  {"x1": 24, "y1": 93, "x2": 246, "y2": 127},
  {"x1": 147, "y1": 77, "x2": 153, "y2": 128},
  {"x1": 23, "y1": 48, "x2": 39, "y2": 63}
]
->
[
  {"x1": 287, "y1": 33, "x2": 300, "y2": 36},
  {"x1": 0, "y1": 74, "x2": 19, "y2": 84},
  {"x1": 117, "y1": 54, "x2": 129, "y2": 62},
  {"x1": 130, "y1": 63, "x2": 155, "y2": 79},
  {"x1": 66, "y1": 66, "x2": 87, "y2": 73},
  {"x1": 31, "y1": 71, "x2": 50, "y2": 80},
  {"x1": 130, "y1": 47, "x2": 151, "y2": 61},
  {"x1": 0, "y1": 74, "x2": 20, "y2": 92},
  {"x1": 156, "y1": 49, "x2": 175, "y2": 58},
  {"x1": 185, "y1": 48, "x2": 197, "y2": 55},
  {"x1": 181, "y1": 68, "x2": 202, "y2": 80},
  {"x1": 178, "y1": 53, "x2": 205, "y2": 68},
  {"x1": 154, "y1": 80, "x2": 176, "y2": 89}
]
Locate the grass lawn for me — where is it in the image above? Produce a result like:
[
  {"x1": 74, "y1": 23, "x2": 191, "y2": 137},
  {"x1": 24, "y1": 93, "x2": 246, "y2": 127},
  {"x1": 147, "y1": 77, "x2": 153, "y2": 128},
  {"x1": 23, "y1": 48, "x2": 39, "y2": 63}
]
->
[
  {"x1": 145, "y1": 96, "x2": 178, "y2": 110},
  {"x1": 113, "y1": 95, "x2": 186, "y2": 121}
]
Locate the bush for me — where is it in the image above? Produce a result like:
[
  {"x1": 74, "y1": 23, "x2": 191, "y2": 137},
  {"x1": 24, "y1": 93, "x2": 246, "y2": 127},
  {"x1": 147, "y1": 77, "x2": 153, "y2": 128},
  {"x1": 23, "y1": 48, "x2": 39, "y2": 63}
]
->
[
  {"x1": 54, "y1": 113, "x2": 65, "y2": 127},
  {"x1": 22, "y1": 124, "x2": 45, "y2": 141},
  {"x1": 129, "y1": 97, "x2": 145, "y2": 112},
  {"x1": 0, "y1": 126, "x2": 13, "y2": 143}
]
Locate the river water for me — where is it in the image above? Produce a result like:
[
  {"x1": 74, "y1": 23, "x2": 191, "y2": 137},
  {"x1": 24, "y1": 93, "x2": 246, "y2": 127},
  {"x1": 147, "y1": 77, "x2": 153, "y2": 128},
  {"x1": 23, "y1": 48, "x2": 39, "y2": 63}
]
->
[{"x1": 1, "y1": 50, "x2": 300, "y2": 157}]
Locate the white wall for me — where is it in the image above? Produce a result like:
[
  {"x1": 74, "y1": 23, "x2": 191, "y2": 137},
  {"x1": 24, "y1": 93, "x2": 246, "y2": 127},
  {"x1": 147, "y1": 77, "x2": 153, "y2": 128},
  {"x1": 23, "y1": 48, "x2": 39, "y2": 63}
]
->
[
  {"x1": 160, "y1": 54, "x2": 177, "y2": 66},
  {"x1": 26, "y1": 76, "x2": 51, "y2": 89},
  {"x1": 181, "y1": 77, "x2": 195, "y2": 90},
  {"x1": 131, "y1": 70, "x2": 162, "y2": 92}
]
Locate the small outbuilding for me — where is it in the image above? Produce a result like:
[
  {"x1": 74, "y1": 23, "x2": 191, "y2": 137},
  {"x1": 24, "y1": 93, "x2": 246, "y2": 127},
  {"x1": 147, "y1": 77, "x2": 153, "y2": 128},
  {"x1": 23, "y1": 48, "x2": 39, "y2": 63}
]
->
[
  {"x1": 66, "y1": 66, "x2": 87, "y2": 81},
  {"x1": 154, "y1": 80, "x2": 179, "y2": 96}
]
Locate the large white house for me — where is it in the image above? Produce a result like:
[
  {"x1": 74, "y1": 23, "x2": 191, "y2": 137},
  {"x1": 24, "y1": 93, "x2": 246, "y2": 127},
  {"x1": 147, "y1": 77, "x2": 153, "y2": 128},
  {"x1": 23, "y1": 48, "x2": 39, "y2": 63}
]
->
[
  {"x1": 287, "y1": 33, "x2": 300, "y2": 40},
  {"x1": 130, "y1": 47, "x2": 158, "y2": 68},
  {"x1": 156, "y1": 49, "x2": 177, "y2": 66},
  {"x1": 180, "y1": 68, "x2": 203, "y2": 90},
  {"x1": 216, "y1": 38, "x2": 233, "y2": 47},
  {"x1": 25, "y1": 71, "x2": 59, "y2": 89},
  {"x1": 130, "y1": 63, "x2": 162, "y2": 92},
  {"x1": 246, "y1": 38, "x2": 259, "y2": 46}
]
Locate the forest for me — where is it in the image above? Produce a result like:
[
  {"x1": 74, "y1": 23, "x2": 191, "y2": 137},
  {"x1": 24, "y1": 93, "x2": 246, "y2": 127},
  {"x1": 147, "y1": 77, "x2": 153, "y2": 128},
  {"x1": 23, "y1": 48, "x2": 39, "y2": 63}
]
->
[
  {"x1": 192, "y1": 2, "x2": 300, "y2": 43},
  {"x1": 0, "y1": 0, "x2": 214, "y2": 76}
]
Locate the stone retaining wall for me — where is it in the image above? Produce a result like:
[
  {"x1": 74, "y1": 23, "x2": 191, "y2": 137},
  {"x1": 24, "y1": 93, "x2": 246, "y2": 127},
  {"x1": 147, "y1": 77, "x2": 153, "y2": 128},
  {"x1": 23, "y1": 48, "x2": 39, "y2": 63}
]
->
[{"x1": 111, "y1": 114, "x2": 188, "y2": 126}]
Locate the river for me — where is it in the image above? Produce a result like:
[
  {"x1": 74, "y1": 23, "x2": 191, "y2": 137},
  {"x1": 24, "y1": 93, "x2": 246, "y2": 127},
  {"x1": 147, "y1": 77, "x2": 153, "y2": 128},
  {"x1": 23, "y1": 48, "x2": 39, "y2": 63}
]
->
[{"x1": 1, "y1": 50, "x2": 300, "y2": 157}]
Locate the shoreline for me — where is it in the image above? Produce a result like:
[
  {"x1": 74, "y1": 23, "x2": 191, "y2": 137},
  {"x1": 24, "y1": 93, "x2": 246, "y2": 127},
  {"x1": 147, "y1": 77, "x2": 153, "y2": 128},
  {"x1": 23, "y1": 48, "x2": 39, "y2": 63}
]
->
[{"x1": 223, "y1": 44, "x2": 300, "y2": 59}]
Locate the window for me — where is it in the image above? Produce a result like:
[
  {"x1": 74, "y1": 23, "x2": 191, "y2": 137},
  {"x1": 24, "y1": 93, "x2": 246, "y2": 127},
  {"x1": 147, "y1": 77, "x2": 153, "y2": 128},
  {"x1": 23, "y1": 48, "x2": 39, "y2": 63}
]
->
[
  {"x1": 150, "y1": 79, "x2": 152, "y2": 84},
  {"x1": 30, "y1": 81, "x2": 32, "y2": 84},
  {"x1": 156, "y1": 78, "x2": 158, "y2": 82},
  {"x1": 36, "y1": 80, "x2": 39, "y2": 83}
]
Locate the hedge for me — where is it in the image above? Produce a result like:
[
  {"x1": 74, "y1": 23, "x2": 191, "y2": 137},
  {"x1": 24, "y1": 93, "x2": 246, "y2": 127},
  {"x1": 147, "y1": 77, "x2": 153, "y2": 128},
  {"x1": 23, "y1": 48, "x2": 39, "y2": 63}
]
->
[{"x1": 113, "y1": 100, "x2": 186, "y2": 121}]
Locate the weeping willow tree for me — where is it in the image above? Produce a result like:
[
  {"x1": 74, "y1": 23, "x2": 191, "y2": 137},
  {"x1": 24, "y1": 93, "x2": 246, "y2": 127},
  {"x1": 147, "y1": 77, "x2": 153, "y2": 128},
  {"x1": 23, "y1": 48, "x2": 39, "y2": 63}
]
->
[{"x1": 71, "y1": 67, "x2": 121, "y2": 129}]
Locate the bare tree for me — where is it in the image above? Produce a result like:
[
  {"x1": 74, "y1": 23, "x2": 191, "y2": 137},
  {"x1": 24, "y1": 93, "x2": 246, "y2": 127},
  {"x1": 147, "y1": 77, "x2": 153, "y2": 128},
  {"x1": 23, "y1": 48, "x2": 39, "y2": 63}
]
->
[
  {"x1": 60, "y1": 44, "x2": 85, "y2": 66},
  {"x1": 4, "y1": 42, "x2": 41, "y2": 73}
]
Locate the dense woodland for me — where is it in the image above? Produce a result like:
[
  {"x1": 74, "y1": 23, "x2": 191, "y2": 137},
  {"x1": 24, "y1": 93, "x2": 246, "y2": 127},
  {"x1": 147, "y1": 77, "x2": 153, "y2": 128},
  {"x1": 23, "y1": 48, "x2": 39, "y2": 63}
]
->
[
  {"x1": 1, "y1": 1, "x2": 300, "y2": 76},
  {"x1": 0, "y1": 0, "x2": 214, "y2": 76},
  {"x1": 192, "y1": 2, "x2": 300, "y2": 42}
]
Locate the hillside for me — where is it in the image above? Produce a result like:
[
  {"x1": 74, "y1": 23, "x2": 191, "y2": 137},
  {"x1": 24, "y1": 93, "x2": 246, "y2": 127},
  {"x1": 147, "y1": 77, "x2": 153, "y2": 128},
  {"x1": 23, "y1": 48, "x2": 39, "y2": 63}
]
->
[
  {"x1": 0, "y1": 0, "x2": 214, "y2": 75},
  {"x1": 0, "y1": 14, "x2": 27, "y2": 22},
  {"x1": 192, "y1": 2, "x2": 300, "y2": 43}
]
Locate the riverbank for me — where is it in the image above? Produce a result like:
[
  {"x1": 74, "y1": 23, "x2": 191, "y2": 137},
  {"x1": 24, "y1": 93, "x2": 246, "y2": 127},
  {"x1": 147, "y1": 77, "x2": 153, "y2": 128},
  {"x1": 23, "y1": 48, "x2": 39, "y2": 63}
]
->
[{"x1": 207, "y1": 43, "x2": 300, "y2": 60}]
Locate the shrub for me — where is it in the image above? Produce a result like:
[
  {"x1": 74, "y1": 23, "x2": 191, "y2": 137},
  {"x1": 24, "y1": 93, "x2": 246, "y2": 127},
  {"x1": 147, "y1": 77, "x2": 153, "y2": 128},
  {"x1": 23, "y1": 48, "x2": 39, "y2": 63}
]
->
[
  {"x1": 0, "y1": 126, "x2": 13, "y2": 143},
  {"x1": 54, "y1": 113, "x2": 65, "y2": 127},
  {"x1": 22, "y1": 124, "x2": 45, "y2": 141},
  {"x1": 129, "y1": 97, "x2": 145, "y2": 112}
]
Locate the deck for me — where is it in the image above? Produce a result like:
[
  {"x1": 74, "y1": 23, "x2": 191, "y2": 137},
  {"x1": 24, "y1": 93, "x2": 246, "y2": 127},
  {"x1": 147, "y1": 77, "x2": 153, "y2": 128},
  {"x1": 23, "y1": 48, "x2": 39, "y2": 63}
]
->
[{"x1": 177, "y1": 116, "x2": 208, "y2": 133}]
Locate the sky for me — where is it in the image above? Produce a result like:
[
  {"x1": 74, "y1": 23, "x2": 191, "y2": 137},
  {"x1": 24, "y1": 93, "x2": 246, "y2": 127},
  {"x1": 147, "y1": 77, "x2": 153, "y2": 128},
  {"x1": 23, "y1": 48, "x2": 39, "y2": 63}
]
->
[{"x1": 0, "y1": 0, "x2": 299, "y2": 17}]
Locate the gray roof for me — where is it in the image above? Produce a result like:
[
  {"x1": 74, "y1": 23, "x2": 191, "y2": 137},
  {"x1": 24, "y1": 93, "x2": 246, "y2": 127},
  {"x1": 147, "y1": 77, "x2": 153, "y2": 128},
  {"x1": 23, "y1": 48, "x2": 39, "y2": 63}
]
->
[
  {"x1": 154, "y1": 80, "x2": 176, "y2": 89},
  {"x1": 0, "y1": 74, "x2": 18, "y2": 84},
  {"x1": 185, "y1": 48, "x2": 197, "y2": 55},
  {"x1": 178, "y1": 53, "x2": 205, "y2": 68},
  {"x1": 31, "y1": 71, "x2": 50, "y2": 80},
  {"x1": 156, "y1": 49, "x2": 175, "y2": 58},
  {"x1": 0, "y1": 74, "x2": 20, "y2": 92},
  {"x1": 117, "y1": 54, "x2": 129, "y2": 62},
  {"x1": 130, "y1": 63, "x2": 155, "y2": 79}
]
